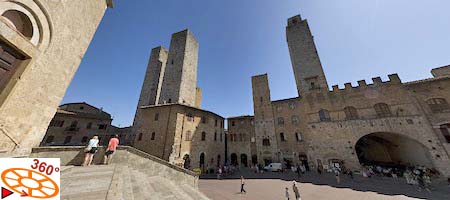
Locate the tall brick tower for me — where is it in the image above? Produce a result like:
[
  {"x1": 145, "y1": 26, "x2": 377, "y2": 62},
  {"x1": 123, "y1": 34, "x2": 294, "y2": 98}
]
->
[
  {"x1": 252, "y1": 74, "x2": 279, "y2": 164},
  {"x1": 159, "y1": 30, "x2": 199, "y2": 106},
  {"x1": 136, "y1": 46, "x2": 168, "y2": 107},
  {"x1": 286, "y1": 15, "x2": 328, "y2": 96}
]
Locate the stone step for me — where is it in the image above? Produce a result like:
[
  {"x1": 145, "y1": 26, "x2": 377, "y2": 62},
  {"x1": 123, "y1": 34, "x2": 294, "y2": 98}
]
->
[
  {"x1": 179, "y1": 184, "x2": 210, "y2": 200},
  {"x1": 61, "y1": 165, "x2": 115, "y2": 200},
  {"x1": 147, "y1": 176, "x2": 191, "y2": 200},
  {"x1": 130, "y1": 169, "x2": 159, "y2": 200}
]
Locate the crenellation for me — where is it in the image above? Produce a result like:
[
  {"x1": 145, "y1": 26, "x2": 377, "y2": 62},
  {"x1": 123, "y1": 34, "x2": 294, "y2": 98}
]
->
[
  {"x1": 388, "y1": 74, "x2": 401, "y2": 84},
  {"x1": 344, "y1": 83, "x2": 353, "y2": 89},
  {"x1": 357, "y1": 80, "x2": 367, "y2": 87},
  {"x1": 332, "y1": 85, "x2": 339, "y2": 92},
  {"x1": 372, "y1": 77, "x2": 383, "y2": 85}
]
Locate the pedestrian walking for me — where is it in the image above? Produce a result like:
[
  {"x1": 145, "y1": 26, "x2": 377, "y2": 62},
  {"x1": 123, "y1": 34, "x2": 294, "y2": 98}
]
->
[
  {"x1": 296, "y1": 164, "x2": 301, "y2": 178},
  {"x1": 317, "y1": 163, "x2": 323, "y2": 175},
  {"x1": 240, "y1": 176, "x2": 246, "y2": 194},
  {"x1": 334, "y1": 167, "x2": 341, "y2": 184},
  {"x1": 285, "y1": 187, "x2": 290, "y2": 200},
  {"x1": 103, "y1": 134, "x2": 119, "y2": 165},
  {"x1": 82, "y1": 135, "x2": 99, "y2": 167},
  {"x1": 292, "y1": 181, "x2": 301, "y2": 200}
]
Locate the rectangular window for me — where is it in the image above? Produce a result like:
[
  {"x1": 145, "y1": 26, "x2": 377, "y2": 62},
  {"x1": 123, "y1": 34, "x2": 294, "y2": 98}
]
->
[
  {"x1": 154, "y1": 113, "x2": 159, "y2": 121},
  {"x1": 262, "y1": 139, "x2": 270, "y2": 146},
  {"x1": 187, "y1": 113, "x2": 194, "y2": 122},
  {"x1": 50, "y1": 120, "x2": 64, "y2": 127},
  {"x1": 202, "y1": 116, "x2": 207, "y2": 124},
  {"x1": 86, "y1": 122, "x2": 92, "y2": 129},
  {"x1": 98, "y1": 124, "x2": 107, "y2": 130},
  {"x1": 215, "y1": 119, "x2": 218, "y2": 127}
]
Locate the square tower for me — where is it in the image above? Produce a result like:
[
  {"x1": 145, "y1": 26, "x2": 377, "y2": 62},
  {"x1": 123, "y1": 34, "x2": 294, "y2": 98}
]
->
[
  {"x1": 286, "y1": 15, "x2": 328, "y2": 96},
  {"x1": 159, "y1": 30, "x2": 199, "y2": 106},
  {"x1": 137, "y1": 46, "x2": 168, "y2": 107},
  {"x1": 252, "y1": 74, "x2": 279, "y2": 164}
]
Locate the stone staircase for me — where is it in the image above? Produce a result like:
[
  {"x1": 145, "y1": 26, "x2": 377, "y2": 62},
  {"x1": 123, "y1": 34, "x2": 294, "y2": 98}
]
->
[{"x1": 60, "y1": 164, "x2": 210, "y2": 200}]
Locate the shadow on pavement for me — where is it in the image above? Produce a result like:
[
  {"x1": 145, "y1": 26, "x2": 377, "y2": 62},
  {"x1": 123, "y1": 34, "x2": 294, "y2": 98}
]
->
[{"x1": 200, "y1": 169, "x2": 450, "y2": 200}]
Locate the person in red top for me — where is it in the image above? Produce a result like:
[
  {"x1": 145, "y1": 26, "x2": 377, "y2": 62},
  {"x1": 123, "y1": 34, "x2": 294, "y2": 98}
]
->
[{"x1": 103, "y1": 134, "x2": 119, "y2": 165}]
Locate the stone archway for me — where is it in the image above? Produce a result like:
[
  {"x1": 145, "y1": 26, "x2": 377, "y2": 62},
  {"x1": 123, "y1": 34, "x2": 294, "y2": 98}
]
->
[
  {"x1": 199, "y1": 152, "x2": 205, "y2": 171},
  {"x1": 355, "y1": 132, "x2": 433, "y2": 168},
  {"x1": 240, "y1": 154, "x2": 248, "y2": 167},
  {"x1": 230, "y1": 153, "x2": 238, "y2": 166}
]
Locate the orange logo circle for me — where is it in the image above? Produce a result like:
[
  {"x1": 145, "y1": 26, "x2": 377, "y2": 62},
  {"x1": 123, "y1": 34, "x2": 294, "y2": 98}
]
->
[{"x1": 1, "y1": 168, "x2": 59, "y2": 199}]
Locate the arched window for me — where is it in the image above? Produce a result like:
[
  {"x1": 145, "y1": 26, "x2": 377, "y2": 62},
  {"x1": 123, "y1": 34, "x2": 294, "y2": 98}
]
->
[
  {"x1": 201, "y1": 132, "x2": 206, "y2": 141},
  {"x1": 295, "y1": 132, "x2": 302, "y2": 142},
  {"x1": 319, "y1": 109, "x2": 331, "y2": 121},
  {"x1": 280, "y1": 133, "x2": 286, "y2": 141},
  {"x1": 291, "y1": 115, "x2": 300, "y2": 124},
  {"x1": 344, "y1": 106, "x2": 359, "y2": 120},
  {"x1": 277, "y1": 117, "x2": 284, "y2": 125},
  {"x1": 440, "y1": 124, "x2": 450, "y2": 143},
  {"x1": 427, "y1": 98, "x2": 450, "y2": 113},
  {"x1": 81, "y1": 136, "x2": 88, "y2": 143},
  {"x1": 374, "y1": 103, "x2": 392, "y2": 117},
  {"x1": 151, "y1": 132, "x2": 156, "y2": 140},
  {"x1": 185, "y1": 131, "x2": 191, "y2": 141},
  {"x1": 262, "y1": 139, "x2": 270, "y2": 146},
  {"x1": 2, "y1": 10, "x2": 33, "y2": 39},
  {"x1": 45, "y1": 135, "x2": 54, "y2": 143},
  {"x1": 63, "y1": 136, "x2": 72, "y2": 144},
  {"x1": 138, "y1": 133, "x2": 143, "y2": 141}
]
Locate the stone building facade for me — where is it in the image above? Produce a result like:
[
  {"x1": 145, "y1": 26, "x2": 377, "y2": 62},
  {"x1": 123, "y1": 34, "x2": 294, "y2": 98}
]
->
[
  {"x1": 40, "y1": 102, "x2": 134, "y2": 147},
  {"x1": 226, "y1": 116, "x2": 256, "y2": 167},
  {"x1": 0, "y1": 0, "x2": 113, "y2": 157},
  {"x1": 134, "y1": 104, "x2": 225, "y2": 170},
  {"x1": 133, "y1": 30, "x2": 225, "y2": 171},
  {"x1": 229, "y1": 15, "x2": 450, "y2": 177}
]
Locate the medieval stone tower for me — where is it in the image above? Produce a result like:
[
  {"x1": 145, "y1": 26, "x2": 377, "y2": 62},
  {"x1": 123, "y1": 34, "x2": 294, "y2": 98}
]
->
[
  {"x1": 137, "y1": 29, "x2": 200, "y2": 109},
  {"x1": 159, "y1": 30, "x2": 199, "y2": 106},
  {"x1": 286, "y1": 15, "x2": 329, "y2": 96},
  {"x1": 252, "y1": 74, "x2": 278, "y2": 164},
  {"x1": 136, "y1": 46, "x2": 168, "y2": 107}
]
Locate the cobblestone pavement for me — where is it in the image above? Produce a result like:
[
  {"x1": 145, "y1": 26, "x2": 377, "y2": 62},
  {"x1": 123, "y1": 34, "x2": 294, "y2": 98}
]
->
[{"x1": 199, "y1": 170, "x2": 450, "y2": 200}]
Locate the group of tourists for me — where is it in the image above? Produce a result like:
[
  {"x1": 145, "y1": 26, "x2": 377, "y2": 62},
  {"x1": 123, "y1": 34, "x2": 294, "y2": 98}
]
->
[
  {"x1": 82, "y1": 134, "x2": 120, "y2": 167},
  {"x1": 361, "y1": 164, "x2": 440, "y2": 192},
  {"x1": 217, "y1": 164, "x2": 239, "y2": 179}
]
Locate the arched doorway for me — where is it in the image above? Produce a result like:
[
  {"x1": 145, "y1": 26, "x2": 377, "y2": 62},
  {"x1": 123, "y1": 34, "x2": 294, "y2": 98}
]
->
[
  {"x1": 240, "y1": 154, "x2": 248, "y2": 167},
  {"x1": 251, "y1": 155, "x2": 258, "y2": 165},
  {"x1": 217, "y1": 154, "x2": 221, "y2": 167},
  {"x1": 298, "y1": 154, "x2": 310, "y2": 171},
  {"x1": 355, "y1": 132, "x2": 433, "y2": 168},
  {"x1": 230, "y1": 153, "x2": 238, "y2": 166},
  {"x1": 199, "y1": 153, "x2": 205, "y2": 171}
]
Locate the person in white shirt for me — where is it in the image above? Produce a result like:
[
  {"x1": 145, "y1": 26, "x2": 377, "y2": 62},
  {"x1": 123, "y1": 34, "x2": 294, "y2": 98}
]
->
[{"x1": 82, "y1": 135, "x2": 99, "y2": 167}]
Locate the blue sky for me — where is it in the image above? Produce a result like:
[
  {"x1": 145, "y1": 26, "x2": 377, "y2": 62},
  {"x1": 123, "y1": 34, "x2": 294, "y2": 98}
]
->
[{"x1": 62, "y1": 0, "x2": 450, "y2": 127}]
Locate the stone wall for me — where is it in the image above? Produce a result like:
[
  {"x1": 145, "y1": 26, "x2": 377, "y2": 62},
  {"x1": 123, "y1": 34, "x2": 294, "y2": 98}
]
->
[
  {"x1": 30, "y1": 146, "x2": 200, "y2": 188},
  {"x1": 134, "y1": 104, "x2": 225, "y2": 171},
  {"x1": 227, "y1": 116, "x2": 255, "y2": 166},
  {"x1": 0, "y1": 0, "x2": 111, "y2": 157}
]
